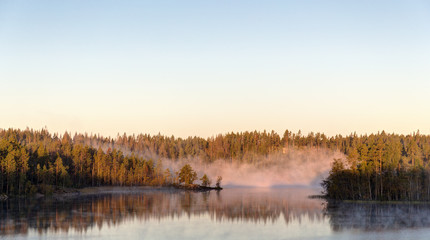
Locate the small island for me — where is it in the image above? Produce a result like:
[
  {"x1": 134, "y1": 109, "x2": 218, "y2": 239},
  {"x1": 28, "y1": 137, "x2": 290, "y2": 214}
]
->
[{"x1": 172, "y1": 164, "x2": 223, "y2": 191}]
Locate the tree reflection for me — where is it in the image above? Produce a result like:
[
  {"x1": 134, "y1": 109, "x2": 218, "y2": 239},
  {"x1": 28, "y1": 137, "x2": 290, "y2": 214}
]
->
[
  {"x1": 324, "y1": 201, "x2": 430, "y2": 232},
  {"x1": 0, "y1": 188, "x2": 324, "y2": 236},
  {"x1": 8, "y1": 189, "x2": 430, "y2": 236}
]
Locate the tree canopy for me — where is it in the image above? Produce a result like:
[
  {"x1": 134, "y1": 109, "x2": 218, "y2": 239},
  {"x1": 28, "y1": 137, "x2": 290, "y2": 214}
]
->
[
  {"x1": 178, "y1": 164, "x2": 197, "y2": 186},
  {"x1": 2, "y1": 128, "x2": 430, "y2": 198}
]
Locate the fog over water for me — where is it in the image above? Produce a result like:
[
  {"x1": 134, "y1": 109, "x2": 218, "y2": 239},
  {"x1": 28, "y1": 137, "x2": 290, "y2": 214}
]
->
[
  {"x1": 84, "y1": 136, "x2": 345, "y2": 188},
  {"x1": 162, "y1": 148, "x2": 345, "y2": 188}
]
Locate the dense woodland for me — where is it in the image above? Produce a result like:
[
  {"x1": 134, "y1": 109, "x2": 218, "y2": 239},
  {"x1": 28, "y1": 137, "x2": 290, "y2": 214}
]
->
[
  {"x1": 322, "y1": 131, "x2": 430, "y2": 201},
  {"x1": 1, "y1": 128, "x2": 430, "y2": 199}
]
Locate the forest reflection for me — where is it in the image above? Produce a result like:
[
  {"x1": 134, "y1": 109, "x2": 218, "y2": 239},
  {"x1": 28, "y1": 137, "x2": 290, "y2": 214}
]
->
[
  {"x1": 4, "y1": 188, "x2": 430, "y2": 236},
  {"x1": 325, "y1": 201, "x2": 430, "y2": 232},
  {"x1": 0, "y1": 188, "x2": 324, "y2": 236}
]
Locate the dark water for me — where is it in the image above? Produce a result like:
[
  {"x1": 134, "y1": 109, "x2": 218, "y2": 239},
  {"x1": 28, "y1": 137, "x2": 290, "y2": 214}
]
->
[{"x1": 2, "y1": 187, "x2": 430, "y2": 239}]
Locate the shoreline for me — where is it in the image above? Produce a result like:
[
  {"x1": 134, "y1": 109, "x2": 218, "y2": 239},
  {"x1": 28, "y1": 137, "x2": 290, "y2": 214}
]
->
[{"x1": 1, "y1": 185, "x2": 223, "y2": 201}]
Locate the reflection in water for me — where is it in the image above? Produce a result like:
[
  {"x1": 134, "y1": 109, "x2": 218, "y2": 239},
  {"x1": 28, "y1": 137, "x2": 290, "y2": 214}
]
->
[
  {"x1": 325, "y1": 201, "x2": 430, "y2": 232},
  {"x1": 4, "y1": 188, "x2": 430, "y2": 238},
  {"x1": 0, "y1": 188, "x2": 323, "y2": 236}
]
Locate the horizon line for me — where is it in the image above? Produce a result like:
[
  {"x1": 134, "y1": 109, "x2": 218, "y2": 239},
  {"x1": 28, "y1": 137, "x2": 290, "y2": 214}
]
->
[{"x1": 0, "y1": 126, "x2": 425, "y2": 140}]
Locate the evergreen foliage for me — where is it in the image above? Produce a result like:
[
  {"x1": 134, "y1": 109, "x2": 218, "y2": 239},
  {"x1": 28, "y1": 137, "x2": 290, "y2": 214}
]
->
[
  {"x1": 200, "y1": 174, "x2": 211, "y2": 187},
  {"x1": 2, "y1": 128, "x2": 430, "y2": 199},
  {"x1": 322, "y1": 131, "x2": 430, "y2": 201},
  {"x1": 178, "y1": 164, "x2": 197, "y2": 186}
]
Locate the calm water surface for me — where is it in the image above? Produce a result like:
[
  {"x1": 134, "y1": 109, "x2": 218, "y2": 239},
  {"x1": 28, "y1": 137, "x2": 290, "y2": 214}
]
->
[{"x1": 2, "y1": 187, "x2": 430, "y2": 239}]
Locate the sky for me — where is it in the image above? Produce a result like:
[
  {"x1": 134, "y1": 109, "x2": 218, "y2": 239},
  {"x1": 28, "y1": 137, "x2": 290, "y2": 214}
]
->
[{"x1": 1, "y1": 0, "x2": 430, "y2": 138}]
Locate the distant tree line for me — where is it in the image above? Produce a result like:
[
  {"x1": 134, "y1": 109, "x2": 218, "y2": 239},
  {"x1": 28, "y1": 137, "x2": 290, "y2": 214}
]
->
[
  {"x1": 37, "y1": 129, "x2": 356, "y2": 162},
  {"x1": 2, "y1": 128, "x2": 430, "y2": 199}
]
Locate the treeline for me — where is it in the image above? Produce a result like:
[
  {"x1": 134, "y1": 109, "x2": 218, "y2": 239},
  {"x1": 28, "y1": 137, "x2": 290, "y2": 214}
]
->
[
  {"x1": 322, "y1": 131, "x2": 430, "y2": 201},
  {"x1": 2, "y1": 128, "x2": 430, "y2": 198},
  {"x1": 0, "y1": 128, "x2": 218, "y2": 195},
  {"x1": 0, "y1": 137, "x2": 176, "y2": 195},
  {"x1": 35, "y1": 129, "x2": 352, "y2": 162}
]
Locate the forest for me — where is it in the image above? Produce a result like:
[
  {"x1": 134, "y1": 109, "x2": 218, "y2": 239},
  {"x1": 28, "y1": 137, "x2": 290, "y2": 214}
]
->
[
  {"x1": 0, "y1": 128, "x2": 218, "y2": 195},
  {"x1": 322, "y1": 131, "x2": 430, "y2": 201},
  {"x1": 1, "y1": 128, "x2": 430, "y2": 199}
]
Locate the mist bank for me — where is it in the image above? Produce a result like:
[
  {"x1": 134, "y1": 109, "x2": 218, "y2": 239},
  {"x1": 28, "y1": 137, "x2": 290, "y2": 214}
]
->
[{"x1": 162, "y1": 148, "x2": 344, "y2": 188}]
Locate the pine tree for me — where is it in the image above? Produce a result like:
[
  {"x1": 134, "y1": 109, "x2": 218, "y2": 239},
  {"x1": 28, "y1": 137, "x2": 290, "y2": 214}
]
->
[
  {"x1": 200, "y1": 174, "x2": 211, "y2": 187},
  {"x1": 178, "y1": 164, "x2": 197, "y2": 186}
]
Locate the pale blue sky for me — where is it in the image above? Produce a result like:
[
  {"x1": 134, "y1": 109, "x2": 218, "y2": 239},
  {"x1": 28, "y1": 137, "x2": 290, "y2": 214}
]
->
[{"x1": 1, "y1": 0, "x2": 430, "y2": 138}]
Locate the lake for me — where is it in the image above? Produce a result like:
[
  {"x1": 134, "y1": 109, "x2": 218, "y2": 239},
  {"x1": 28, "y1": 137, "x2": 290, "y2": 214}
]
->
[{"x1": 2, "y1": 187, "x2": 430, "y2": 239}]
